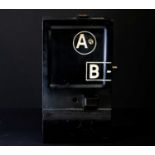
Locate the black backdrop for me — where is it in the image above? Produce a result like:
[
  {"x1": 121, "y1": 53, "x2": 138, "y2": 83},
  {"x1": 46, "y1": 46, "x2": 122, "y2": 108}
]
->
[
  {"x1": 0, "y1": 9, "x2": 155, "y2": 109},
  {"x1": 0, "y1": 10, "x2": 155, "y2": 108},
  {"x1": 0, "y1": 10, "x2": 155, "y2": 145}
]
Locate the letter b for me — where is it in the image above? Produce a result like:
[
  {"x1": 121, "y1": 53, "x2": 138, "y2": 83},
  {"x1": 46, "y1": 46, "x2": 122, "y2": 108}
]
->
[{"x1": 89, "y1": 64, "x2": 99, "y2": 79}]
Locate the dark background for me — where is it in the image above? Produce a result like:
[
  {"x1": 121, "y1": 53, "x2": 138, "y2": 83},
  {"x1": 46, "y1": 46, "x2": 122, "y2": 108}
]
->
[{"x1": 0, "y1": 10, "x2": 155, "y2": 145}]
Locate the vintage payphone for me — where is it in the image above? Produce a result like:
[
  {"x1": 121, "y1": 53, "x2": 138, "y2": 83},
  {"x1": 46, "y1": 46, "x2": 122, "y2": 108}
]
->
[{"x1": 42, "y1": 15, "x2": 115, "y2": 143}]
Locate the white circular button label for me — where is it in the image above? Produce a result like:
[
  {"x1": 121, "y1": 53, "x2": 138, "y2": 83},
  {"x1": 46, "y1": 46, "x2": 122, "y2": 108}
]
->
[{"x1": 73, "y1": 31, "x2": 97, "y2": 55}]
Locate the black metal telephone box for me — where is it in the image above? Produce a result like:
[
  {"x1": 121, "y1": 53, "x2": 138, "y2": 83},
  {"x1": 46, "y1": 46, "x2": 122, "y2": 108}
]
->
[{"x1": 43, "y1": 15, "x2": 113, "y2": 143}]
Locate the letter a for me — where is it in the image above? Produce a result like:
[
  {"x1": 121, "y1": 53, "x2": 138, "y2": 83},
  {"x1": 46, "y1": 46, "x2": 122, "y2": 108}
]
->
[{"x1": 76, "y1": 34, "x2": 88, "y2": 49}]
